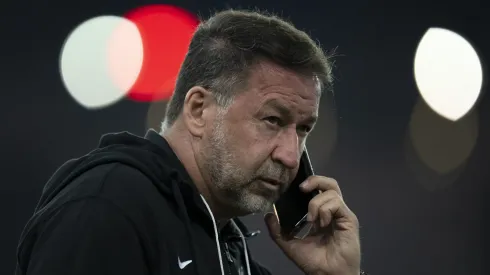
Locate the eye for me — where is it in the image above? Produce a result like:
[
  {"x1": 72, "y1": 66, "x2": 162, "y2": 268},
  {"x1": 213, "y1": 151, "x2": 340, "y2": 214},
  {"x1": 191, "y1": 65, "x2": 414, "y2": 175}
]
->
[
  {"x1": 264, "y1": 116, "x2": 282, "y2": 126},
  {"x1": 297, "y1": 125, "x2": 312, "y2": 135}
]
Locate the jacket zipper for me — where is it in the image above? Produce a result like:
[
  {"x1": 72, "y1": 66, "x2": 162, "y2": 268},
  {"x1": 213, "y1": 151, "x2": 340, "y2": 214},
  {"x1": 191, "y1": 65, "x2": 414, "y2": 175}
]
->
[
  {"x1": 223, "y1": 243, "x2": 234, "y2": 263},
  {"x1": 222, "y1": 241, "x2": 233, "y2": 275}
]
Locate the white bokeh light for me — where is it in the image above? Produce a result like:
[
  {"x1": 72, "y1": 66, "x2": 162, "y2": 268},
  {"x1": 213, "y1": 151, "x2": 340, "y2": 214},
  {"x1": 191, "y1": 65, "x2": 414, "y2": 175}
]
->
[
  {"x1": 414, "y1": 27, "x2": 483, "y2": 121},
  {"x1": 60, "y1": 16, "x2": 144, "y2": 109}
]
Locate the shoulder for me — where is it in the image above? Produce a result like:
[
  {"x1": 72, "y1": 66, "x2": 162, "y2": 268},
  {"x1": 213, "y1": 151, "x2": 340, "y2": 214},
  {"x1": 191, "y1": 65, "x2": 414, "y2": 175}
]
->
[
  {"x1": 65, "y1": 162, "x2": 158, "y2": 198},
  {"x1": 55, "y1": 163, "x2": 156, "y2": 203},
  {"x1": 85, "y1": 163, "x2": 174, "y2": 219},
  {"x1": 52, "y1": 162, "x2": 174, "y2": 229}
]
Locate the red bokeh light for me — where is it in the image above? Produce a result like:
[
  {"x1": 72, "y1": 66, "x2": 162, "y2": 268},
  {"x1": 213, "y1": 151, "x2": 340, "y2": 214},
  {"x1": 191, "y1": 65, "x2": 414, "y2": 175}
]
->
[{"x1": 124, "y1": 5, "x2": 199, "y2": 102}]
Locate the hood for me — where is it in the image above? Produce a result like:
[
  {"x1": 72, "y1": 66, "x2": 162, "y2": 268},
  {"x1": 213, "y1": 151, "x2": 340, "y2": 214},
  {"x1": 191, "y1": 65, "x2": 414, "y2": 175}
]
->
[
  {"x1": 23, "y1": 130, "x2": 219, "y2": 238},
  {"x1": 35, "y1": 130, "x2": 194, "y2": 211},
  {"x1": 17, "y1": 130, "x2": 258, "y2": 275}
]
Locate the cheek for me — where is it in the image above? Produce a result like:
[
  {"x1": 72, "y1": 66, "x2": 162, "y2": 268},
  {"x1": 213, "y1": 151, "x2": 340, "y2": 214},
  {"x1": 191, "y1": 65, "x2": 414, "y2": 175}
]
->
[
  {"x1": 225, "y1": 121, "x2": 270, "y2": 164},
  {"x1": 230, "y1": 121, "x2": 261, "y2": 153}
]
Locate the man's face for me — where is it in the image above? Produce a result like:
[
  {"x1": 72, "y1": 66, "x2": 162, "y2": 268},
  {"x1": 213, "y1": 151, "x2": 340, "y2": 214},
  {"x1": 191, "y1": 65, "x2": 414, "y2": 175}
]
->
[{"x1": 201, "y1": 62, "x2": 320, "y2": 216}]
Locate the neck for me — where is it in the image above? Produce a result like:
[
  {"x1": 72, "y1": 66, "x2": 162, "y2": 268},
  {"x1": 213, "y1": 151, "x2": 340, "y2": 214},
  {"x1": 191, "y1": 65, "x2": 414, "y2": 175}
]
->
[{"x1": 162, "y1": 122, "x2": 230, "y2": 223}]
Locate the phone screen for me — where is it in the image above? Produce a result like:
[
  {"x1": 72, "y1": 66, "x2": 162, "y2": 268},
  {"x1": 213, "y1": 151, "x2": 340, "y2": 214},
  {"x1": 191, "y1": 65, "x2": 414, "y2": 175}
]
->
[{"x1": 273, "y1": 148, "x2": 319, "y2": 238}]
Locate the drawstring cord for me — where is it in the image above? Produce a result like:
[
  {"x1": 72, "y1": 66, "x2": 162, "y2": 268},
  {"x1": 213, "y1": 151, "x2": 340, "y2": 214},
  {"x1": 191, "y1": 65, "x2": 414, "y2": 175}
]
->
[{"x1": 200, "y1": 195, "x2": 226, "y2": 275}]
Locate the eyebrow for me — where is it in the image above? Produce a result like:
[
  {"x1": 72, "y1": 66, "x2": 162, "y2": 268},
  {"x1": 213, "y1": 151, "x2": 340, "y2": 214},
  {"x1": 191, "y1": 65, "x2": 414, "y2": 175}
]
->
[{"x1": 264, "y1": 99, "x2": 318, "y2": 125}]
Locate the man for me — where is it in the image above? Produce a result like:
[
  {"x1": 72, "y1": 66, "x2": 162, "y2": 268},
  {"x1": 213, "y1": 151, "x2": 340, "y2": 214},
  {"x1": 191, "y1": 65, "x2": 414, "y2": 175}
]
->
[{"x1": 16, "y1": 9, "x2": 363, "y2": 275}]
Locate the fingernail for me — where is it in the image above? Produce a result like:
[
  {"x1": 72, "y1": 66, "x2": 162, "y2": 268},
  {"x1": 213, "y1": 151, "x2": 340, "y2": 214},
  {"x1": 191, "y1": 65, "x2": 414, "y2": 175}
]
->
[
  {"x1": 300, "y1": 180, "x2": 308, "y2": 188},
  {"x1": 306, "y1": 213, "x2": 312, "y2": 222}
]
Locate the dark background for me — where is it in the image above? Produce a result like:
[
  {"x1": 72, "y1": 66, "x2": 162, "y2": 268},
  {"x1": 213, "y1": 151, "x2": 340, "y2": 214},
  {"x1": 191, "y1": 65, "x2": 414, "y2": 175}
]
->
[{"x1": 2, "y1": 0, "x2": 488, "y2": 274}]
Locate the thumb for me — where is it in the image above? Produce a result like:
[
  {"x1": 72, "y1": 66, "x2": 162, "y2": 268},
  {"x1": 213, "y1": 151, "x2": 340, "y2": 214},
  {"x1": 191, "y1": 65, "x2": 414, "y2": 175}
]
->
[{"x1": 264, "y1": 213, "x2": 288, "y2": 248}]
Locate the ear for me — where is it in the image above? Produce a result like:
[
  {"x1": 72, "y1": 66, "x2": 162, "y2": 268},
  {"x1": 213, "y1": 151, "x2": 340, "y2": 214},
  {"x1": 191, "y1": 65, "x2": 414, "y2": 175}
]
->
[{"x1": 182, "y1": 86, "x2": 215, "y2": 138}]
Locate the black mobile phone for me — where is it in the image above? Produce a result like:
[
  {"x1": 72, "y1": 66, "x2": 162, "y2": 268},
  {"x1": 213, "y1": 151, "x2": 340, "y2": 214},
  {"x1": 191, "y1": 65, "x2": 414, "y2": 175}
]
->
[{"x1": 273, "y1": 148, "x2": 319, "y2": 239}]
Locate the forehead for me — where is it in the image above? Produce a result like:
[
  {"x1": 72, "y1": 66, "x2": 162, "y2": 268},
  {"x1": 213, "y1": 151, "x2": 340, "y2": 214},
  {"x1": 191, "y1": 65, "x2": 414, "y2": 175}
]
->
[{"x1": 233, "y1": 61, "x2": 320, "y2": 114}]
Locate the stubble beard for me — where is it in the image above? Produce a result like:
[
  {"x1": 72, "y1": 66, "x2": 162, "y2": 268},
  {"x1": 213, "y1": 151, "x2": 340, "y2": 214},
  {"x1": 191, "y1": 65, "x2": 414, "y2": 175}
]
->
[{"x1": 204, "y1": 117, "x2": 276, "y2": 216}]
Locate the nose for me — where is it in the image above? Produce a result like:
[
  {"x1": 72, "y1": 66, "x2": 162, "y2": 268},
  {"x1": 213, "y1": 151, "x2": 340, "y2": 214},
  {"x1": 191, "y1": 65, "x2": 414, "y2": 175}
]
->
[{"x1": 271, "y1": 127, "x2": 300, "y2": 170}]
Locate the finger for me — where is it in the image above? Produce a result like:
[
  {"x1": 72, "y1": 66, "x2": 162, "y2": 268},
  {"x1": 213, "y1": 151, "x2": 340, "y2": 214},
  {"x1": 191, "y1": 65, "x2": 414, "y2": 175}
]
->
[
  {"x1": 306, "y1": 189, "x2": 339, "y2": 222},
  {"x1": 264, "y1": 213, "x2": 303, "y2": 259},
  {"x1": 316, "y1": 196, "x2": 358, "y2": 230},
  {"x1": 318, "y1": 200, "x2": 337, "y2": 228},
  {"x1": 264, "y1": 213, "x2": 285, "y2": 244},
  {"x1": 300, "y1": 176, "x2": 342, "y2": 197}
]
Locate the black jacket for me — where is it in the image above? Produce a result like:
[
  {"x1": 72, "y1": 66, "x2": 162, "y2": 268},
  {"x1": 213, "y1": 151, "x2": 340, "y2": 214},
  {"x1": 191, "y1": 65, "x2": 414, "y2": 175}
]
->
[{"x1": 16, "y1": 130, "x2": 272, "y2": 275}]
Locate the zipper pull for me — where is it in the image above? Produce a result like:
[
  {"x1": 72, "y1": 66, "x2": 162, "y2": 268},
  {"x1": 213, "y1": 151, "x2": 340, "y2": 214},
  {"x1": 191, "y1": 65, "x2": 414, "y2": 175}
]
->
[{"x1": 223, "y1": 242, "x2": 234, "y2": 263}]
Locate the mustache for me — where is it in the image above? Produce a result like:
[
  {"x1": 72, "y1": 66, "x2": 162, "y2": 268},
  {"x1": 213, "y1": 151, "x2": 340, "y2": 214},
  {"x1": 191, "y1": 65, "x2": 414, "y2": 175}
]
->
[{"x1": 256, "y1": 165, "x2": 290, "y2": 185}]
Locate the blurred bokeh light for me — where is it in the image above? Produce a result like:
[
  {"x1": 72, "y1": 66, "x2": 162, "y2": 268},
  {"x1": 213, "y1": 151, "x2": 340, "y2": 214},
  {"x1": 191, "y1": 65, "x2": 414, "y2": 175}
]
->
[
  {"x1": 406, "y1": 98, "x2": 479, "y2": 190},
  {"x1": 59, "y1": 5, "x2": 198, "y2": 109},
  {"x1": 413, "y1": 27, "x2": 483, "y2": 121},
  {"x1": 60, "y1": 16, "x2": 143, "y2": 109},
  {"x1": 124, "y1": 4, "x2": 199, "y2": 102}
]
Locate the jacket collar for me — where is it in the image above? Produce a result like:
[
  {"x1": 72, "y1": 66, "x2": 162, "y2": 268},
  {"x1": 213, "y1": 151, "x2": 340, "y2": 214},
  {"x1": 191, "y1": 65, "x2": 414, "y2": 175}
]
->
[
  {"x1": 221, "y1": 218, "x2": 260, "y2": 242},
  {"x1": 144, "y1": 129, "x2": 194, "y2": 185}
]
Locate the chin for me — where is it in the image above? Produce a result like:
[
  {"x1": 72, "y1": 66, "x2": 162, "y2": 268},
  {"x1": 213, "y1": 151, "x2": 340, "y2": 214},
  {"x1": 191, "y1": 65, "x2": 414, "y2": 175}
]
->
[{"x1": 234, "y1": 193, "x2": 274, "y2": 215}]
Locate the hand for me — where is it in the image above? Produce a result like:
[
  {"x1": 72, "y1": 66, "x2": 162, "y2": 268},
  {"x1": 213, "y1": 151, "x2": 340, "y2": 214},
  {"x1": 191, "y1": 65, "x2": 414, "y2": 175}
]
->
[{"x1": 265, "y1": 176, "x2": 361, "y2": 275}]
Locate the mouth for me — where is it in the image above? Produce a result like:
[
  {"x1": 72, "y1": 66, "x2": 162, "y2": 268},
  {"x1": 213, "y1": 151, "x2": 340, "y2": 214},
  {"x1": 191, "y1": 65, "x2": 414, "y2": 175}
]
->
[{"x1": 258, "y1": 177, "x2": 283, "y2": 189}]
